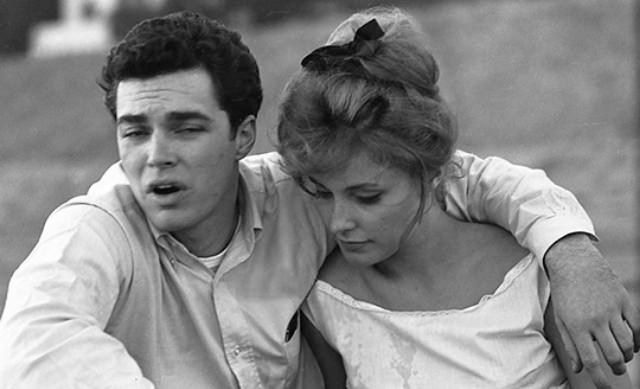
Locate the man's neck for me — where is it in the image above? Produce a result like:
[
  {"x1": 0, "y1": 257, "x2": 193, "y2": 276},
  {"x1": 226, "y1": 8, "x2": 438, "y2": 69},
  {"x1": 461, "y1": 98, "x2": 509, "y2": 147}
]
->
[{"x1": 173, "y1": 181, "x2": 242, "y2": 257}]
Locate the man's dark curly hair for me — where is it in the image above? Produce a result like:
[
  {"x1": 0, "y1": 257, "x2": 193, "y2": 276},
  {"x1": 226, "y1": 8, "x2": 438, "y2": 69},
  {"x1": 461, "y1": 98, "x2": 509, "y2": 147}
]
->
[{"x1": 100, "y1": 11, "x2": 262, "y2": 135}]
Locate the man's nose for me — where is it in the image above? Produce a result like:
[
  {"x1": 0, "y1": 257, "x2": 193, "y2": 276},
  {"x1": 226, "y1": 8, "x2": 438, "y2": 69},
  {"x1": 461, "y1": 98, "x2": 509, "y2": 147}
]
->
[{"x1": 147, "y1": 131, "x2": 177, "y2": 167}]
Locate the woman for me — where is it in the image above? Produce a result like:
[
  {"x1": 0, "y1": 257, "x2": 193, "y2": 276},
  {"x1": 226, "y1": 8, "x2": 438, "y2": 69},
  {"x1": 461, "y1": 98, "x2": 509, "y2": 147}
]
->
[{"x1": 276, "y1": 7, "x2": 632, "y2": 388}]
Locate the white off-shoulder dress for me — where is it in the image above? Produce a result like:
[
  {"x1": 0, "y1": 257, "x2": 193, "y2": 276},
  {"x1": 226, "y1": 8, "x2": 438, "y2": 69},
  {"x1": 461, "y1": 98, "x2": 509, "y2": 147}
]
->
[{"x1": 303, "y1": 254, "x2": 569, "y2": 388}]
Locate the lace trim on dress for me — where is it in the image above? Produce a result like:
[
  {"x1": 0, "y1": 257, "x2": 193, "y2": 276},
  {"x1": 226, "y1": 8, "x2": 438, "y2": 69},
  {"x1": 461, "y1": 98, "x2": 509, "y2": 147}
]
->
[{"x1": 314, "y1": 254, "x2": 535, "y2": 316}]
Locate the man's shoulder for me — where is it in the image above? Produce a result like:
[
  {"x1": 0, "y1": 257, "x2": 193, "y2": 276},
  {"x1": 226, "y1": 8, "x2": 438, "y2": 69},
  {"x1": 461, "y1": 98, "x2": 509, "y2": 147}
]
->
[
  {"x1": 240, "y1": 152, "x2": 288, "y2": 177},
  {"x1": 239, "y1": 151, "x2": 326, "y2": 226},
  {"x1": 59, "y1": 163, "x2": 145, "y2": 233},
  {"x1": 239, "y1": 152, "x2": 298, "y2": 192}
]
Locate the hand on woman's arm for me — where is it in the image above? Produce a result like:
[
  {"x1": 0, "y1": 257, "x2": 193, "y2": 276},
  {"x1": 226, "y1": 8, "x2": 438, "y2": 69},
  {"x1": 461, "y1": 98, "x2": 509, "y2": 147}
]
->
[
  {"x1": 545, "y1": 299, "x2": 634, "y2": 389},
  {"x1": 545, "y1": 233, "x2": 639, "y2": 387}
]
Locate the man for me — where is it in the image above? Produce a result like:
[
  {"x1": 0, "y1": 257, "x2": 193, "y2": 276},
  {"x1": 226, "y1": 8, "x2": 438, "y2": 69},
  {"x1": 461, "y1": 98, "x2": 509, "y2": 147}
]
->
[{"x1": 0, "y1": 11, "x2": 636, "y2": 389}]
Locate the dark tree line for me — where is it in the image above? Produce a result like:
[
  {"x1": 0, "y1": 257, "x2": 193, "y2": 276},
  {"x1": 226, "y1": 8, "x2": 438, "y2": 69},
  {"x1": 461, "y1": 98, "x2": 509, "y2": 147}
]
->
[{"x1": 0, "y1": 0, "x2": 466, "y2": 55}]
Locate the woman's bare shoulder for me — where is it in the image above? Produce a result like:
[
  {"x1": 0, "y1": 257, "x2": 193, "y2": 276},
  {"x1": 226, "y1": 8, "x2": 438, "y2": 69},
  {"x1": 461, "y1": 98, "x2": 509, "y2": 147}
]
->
[{"x1": 458, "y1": 221, "x2": 530, "y2": 270}]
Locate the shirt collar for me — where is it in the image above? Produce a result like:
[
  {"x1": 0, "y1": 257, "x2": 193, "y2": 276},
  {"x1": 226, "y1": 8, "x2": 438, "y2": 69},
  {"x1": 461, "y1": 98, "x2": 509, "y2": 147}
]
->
[
  {"x1": 237, "y1": 166, "x2": 263, "y2": 237},
  {"x1": 96, "y1": 161, "x2": 264, "y2": 251}
]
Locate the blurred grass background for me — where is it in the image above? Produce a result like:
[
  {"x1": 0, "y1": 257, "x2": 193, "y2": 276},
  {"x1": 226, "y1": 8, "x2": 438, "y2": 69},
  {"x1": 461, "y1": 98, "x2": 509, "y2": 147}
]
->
[{"x1": 0, "y1": 0, "x2": 637, "y2": 349}]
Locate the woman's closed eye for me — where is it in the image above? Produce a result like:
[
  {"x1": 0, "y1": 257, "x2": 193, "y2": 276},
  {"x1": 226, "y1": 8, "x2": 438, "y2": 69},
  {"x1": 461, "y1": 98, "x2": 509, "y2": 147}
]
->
[{"x1": 355, "y1": 193, "x2": 382, "y2": 204}]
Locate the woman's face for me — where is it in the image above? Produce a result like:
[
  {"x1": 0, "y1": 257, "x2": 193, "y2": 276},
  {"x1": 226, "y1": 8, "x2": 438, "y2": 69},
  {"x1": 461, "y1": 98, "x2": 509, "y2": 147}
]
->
[{"x1": 306, "y1": 151, "x2": 422, "y2": 267}]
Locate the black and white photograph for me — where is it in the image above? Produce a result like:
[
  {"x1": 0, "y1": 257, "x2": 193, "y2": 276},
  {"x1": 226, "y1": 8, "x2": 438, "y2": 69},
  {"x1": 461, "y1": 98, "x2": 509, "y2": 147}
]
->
[{"x1": 0, "y1": 0, "x2": 638, "y2": 387}]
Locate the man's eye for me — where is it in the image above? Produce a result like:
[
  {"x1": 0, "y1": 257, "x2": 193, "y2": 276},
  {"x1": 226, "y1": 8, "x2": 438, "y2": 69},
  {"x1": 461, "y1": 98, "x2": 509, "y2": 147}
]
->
[
  {"x1": 121, "y1": 128, "x2": 148, "y2": 138},
  {"x1": 177, "y1": 126, "x2": 203, "y2": 134}
]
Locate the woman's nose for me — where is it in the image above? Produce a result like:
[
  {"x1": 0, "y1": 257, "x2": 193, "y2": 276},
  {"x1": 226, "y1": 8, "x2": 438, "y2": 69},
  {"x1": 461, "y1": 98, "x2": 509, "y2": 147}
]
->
[{"x1": 329, "y1": 200, "x2": 357, "y2": 235}]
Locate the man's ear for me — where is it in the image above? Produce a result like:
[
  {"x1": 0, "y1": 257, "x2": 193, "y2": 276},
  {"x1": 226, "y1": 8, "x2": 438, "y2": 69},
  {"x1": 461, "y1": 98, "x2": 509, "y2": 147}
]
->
[{"x1": 234, "y1": 115, "x2": 256, "y2": 160}]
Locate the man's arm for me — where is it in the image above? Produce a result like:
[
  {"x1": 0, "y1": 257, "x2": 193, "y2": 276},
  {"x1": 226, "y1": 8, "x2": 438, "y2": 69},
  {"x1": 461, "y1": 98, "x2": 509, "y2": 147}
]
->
[
  {"x1": 0, "y1": 204, "x2": 154, "y2": 389},
  {"x1": 444, "y1": 150, "x2": 639, "y2": 388},
  {"x1": 545, "y1": 300, "x2": 633, "y2": 389},
  {"x1": 443, "y1": 150, "x2": 595, "y2": 261},
  {"x1": 544, "y1": 234, "x2": 639, "y2": 388}
]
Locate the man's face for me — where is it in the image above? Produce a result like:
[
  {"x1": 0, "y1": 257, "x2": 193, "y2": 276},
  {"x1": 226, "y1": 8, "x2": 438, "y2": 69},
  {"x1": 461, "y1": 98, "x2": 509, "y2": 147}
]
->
[{"x1": 115, "y1": 68, "x2": 252, "y2": 251}]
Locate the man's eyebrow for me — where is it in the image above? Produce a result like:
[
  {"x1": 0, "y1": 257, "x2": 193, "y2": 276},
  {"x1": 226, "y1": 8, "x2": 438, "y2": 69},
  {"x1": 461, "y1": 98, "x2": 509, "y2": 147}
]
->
[
  {"x1": 116, "y1": 114, "x2": 147, "y2": 126},
  {"x1": 116, "y1": 112, "x2": 212, "y2": 126},
  {"x1": 167, "y1": 111, "x2": 212, "y2": 122}
]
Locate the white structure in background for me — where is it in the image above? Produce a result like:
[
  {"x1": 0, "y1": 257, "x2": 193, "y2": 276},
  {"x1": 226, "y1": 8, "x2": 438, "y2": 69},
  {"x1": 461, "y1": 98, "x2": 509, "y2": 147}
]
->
[
  {"x1": 29, "y1": 0, "x2": 117, "y2": 57},
  {"x1": 29, "y1": 0, "x2": 166, "y2": 57}
]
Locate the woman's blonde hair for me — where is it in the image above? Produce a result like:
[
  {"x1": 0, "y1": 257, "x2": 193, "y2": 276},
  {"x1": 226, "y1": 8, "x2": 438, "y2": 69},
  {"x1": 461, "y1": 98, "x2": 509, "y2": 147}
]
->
[{"x1": 277, "y1": 7, "x2": 458, "y2": 207}]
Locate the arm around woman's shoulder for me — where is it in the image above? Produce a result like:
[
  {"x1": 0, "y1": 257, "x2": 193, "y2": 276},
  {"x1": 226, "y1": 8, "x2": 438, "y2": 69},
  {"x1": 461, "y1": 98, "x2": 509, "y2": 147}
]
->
[{"x1": 443, "y1": 150, "x2": 594, "y2": 260}]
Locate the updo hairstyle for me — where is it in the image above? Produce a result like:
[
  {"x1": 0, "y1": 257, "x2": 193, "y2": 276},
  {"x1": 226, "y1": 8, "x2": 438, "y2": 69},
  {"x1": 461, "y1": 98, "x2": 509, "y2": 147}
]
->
[{"x1": 277, "y1": 7, "x2": 458, "y2": 206}]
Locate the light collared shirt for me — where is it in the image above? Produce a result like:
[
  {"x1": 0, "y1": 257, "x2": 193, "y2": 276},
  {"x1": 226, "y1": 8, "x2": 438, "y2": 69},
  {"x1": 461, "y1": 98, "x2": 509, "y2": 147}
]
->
[{"x1": 0, "y1": 151, "x2": 594, "y2": 388}]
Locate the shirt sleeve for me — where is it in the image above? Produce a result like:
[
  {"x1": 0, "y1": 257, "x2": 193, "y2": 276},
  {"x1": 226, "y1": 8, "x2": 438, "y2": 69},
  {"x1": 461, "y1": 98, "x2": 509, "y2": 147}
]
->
[
  {"x1": 442, "y1": 150, "x2": 596, "y2": 264},
  {"x1": 0, "y1": 203, "x2": 155, "y2": 389}
]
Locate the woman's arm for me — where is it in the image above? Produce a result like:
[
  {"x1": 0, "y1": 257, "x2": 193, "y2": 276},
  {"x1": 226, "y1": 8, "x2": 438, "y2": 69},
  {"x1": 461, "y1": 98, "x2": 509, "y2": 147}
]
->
[
  {"x1": 544, "y1": 300, "x2": 633, "y2": 389},
  {"x1": 301, "y1": 312, "x2": 347, "y2": 389}
]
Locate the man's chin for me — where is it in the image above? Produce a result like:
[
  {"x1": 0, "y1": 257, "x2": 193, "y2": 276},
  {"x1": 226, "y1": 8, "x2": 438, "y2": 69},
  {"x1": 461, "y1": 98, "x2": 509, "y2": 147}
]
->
[{"x1": 147, "y1": 211, "x2": 189, "y2": 234}]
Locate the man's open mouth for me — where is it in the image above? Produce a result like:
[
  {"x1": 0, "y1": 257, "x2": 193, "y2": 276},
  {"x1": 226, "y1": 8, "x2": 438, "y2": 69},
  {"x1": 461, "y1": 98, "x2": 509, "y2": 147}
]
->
[{"x1": 151, "y1": 184, "x2": 181, "y2": 195}]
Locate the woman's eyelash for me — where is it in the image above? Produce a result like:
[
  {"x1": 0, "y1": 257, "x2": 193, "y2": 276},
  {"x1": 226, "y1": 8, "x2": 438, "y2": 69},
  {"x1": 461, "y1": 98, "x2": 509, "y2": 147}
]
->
[{"x1": 357, "y1": 194, "x2": 381, "y2": 204}]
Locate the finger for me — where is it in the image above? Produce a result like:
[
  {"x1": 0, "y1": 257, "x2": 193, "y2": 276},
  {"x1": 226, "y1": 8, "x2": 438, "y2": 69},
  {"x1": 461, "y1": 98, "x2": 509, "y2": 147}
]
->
[
  {"x1": 621, "y1": 300, "x2": 640, "y2": 352},
  {"x1": 574, "y1": 333, "x2": 611, "y2": 389},
  {"x1": 610, "y1": 315, "x2": 634, "y2": 363},
  {"x1": 593, "y1": 326, "x2": 627, "y2": 375},
  {"x1": 556, "y1": 316, "x2": 581, "y2": 372}
]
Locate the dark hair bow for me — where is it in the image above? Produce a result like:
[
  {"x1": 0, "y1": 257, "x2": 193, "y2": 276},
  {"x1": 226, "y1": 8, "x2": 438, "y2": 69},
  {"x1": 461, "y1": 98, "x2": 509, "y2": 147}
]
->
[{"x1": 301, "y1": 18, "x2": 384, "y2": 73}]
